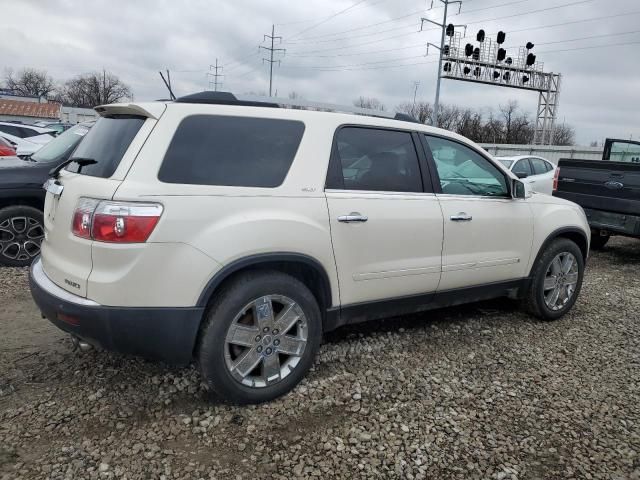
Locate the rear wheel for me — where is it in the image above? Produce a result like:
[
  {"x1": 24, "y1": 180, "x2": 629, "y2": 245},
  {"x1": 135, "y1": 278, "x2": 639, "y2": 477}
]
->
[
  {"x1": 0, "y1": 206, "x2": 44, "y2": 267},
  {"x1": 524, "y1": 238, "x2": 585, "y2": 321},
  {"x1": 590, "y1": 231, "x2": 610, "y2": 250},
  {"x1": 198, "y1": 270, "x2": 322, "y2": 404}
]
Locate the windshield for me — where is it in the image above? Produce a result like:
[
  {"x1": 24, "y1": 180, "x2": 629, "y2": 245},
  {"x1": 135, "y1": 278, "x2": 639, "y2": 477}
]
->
[
  {"x1": 30, "y1": 124, "x2": 92, "y2": 163},
  {"x1": 497, "y1": 159, "x2": 514, "y2": 168}
]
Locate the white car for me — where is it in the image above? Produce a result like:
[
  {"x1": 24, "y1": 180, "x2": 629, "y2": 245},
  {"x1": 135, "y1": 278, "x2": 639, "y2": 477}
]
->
[
  {"x1": 29, "y1": 92, "x2": 590, "y2": 404},
  {"x1": 495, "y1": 155, "x2": 557, "y2": 194},
  {"x1": 0, "y1": 121, "x2": 56, "y2": 139},
  {"x1": 0, "y1": 131, "x2": 52, "y2": 158}
]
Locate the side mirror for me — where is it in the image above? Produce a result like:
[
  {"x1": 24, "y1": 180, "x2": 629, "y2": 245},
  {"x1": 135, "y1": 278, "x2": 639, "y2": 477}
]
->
[
  {"x1": 512, "y1": 179, "x2": 527, "y2": 199},
  {"x1": 515, "y1": 171, "x2": 528, "y2": 179}
]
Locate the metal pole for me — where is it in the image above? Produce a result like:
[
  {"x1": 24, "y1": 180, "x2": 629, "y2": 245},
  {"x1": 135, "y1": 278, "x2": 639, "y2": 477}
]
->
[
  {"x1": 269, "y1": 25, "x2": 275, "y2": 97},
  {"x1": 433, "y1": 0, "x2": 448, "y2": 127}
]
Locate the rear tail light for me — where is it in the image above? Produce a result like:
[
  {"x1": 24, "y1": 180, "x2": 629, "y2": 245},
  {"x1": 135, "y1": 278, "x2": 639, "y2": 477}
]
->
[
  {"x1": 72, "y1": 199, "x2": 163, "y2": 243},
  {"x1": 552, "y1": 167, "x2": 560, "y2": 192}
]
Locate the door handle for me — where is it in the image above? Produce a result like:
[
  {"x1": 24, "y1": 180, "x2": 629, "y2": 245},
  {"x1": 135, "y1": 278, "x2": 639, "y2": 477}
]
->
[
  {"x1": 337, "y1": 212, "x2": 368, "y2": 223},
  {"x1": 450, "y1": 212, "x2": 472, "y2": 222}
]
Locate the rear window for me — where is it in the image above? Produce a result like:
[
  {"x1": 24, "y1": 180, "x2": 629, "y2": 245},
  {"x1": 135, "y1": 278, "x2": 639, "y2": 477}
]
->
[
  {"x1": 158, "y1": 115, "x2": 305, "y2": 187},
  {"x1": 66, "y1": 115, "x2": 145, "y2": 178}
]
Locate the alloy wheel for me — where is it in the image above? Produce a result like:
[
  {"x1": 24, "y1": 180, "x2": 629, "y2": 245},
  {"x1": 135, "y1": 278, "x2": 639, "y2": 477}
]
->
[
  {"x1": 224, "y1": 295, "x2": 308, "y2": 388},
  {"x1": 0, "y1": 216, "x2": 44, "y2": 263},
  {"x1": 543, "y1": 251, "x2": 579, "y2": 311}
]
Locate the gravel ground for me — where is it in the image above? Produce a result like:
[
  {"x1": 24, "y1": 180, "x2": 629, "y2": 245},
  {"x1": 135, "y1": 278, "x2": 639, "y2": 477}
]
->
[{"x1": 1, "y1": 238, "x2": 639, "y2": 480}]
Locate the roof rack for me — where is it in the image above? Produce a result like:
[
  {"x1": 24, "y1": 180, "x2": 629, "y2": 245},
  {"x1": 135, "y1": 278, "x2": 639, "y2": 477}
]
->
[{"x1": 174, "y1": 91, "x2": 421, "y2": 124}]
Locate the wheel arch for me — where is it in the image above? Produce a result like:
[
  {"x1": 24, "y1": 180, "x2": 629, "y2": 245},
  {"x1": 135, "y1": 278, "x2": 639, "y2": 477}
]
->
[
  {"x1": 528, "y1": 227, "x2": 589, "y2": 277},
  {"x1": 196, "y1": 252, "x2": 334, "y2": 321}
]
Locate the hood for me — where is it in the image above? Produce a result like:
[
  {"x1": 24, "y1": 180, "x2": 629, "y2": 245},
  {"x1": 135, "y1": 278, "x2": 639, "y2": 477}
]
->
[{"x1": 0, "y1": 156, "x2": 37, "y2": 169}]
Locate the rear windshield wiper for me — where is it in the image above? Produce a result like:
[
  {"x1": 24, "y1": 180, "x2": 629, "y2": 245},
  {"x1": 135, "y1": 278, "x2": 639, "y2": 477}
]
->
[{"x1": 49, "y1": 157, "x2": 97, "y2": 179}]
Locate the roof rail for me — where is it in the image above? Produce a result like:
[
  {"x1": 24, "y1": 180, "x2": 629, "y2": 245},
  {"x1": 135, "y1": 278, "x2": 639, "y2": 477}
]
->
[{"x1": 173, "y1": 91, "x2": 420, "y2": 124}]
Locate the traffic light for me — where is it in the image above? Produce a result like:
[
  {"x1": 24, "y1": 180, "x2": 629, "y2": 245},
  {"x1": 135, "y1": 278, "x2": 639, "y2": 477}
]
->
[
  {"x1": 473, "y1": 66, "x2": 481, "y2": 77},
  {"x1": 443, "y1": 45, "x2": 450, "y2": 56},
  {"x1": 477, "y1": 29, "x2": 485, "y2": 42},
  {"x1": 526, "y1": 42, "x2": 535, "y2": 50},
  {"x1": 526, "y1": 53, "x2": 536, "y2": 66},
  {"x1": 506, "y1": 57, "x2": 513, "y2": 65},
  {"x1": 493, "y1": 71, "x2": 500, "y2": 79},
  {"x1": 497, "y1": 48, "x2": 506, "y2": 61},
  {"x1": 444, "y1": 62, "x2": 452, "y2": 72},
  {"x1": 446, "y1": 24, "x2": 455, "y2": 36},
  {"x1": 465, "y1": 43, "x2": 474, "y2": 57},
  {"x1": 473, "y1": 47, "x2": 480, "y2": 60},
  {"x1": 503, "y1": 72, "x2": 511, "y2": 81},
  {"x1": 497, "y1": 31, "x2": 506, "y2": 44},
  {"x1": 522, "y1": 75, "x2": 530, "y2": 84},
  {"x1": 463, "y1": 66, "x2": 471, "y2": 75}
]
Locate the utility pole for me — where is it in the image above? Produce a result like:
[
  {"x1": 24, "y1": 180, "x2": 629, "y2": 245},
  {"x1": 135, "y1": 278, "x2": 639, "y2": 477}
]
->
[
  {"x1": 207, "y1": 59, "x2": 224, "y2": 91},
  {"x1": 260, "y1": 24, "x2": 285, "y2": 97},
  {"x1": 412, "y1": 81, "x2": 420, "y2": 109},
  {"x1": 421, "y1": 0, "x2": 464, "y2": 127}
]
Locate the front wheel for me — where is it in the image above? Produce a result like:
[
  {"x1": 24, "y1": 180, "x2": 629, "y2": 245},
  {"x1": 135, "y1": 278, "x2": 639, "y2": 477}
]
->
[
  {"x1": 0, "y1": 205, "x2": 44, "y2": 268},
  {"x1": 524, "y1": 238, "x2": 585, "y2": 321},
  {"x1": 198, "y1": 270, "x2": 322, "y2": 404}
]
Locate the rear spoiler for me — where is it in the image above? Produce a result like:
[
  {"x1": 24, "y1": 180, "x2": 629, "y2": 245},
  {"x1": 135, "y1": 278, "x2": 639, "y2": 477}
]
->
[{"x1": 94, "y1": 102, "x2": 166, "y2": 120}]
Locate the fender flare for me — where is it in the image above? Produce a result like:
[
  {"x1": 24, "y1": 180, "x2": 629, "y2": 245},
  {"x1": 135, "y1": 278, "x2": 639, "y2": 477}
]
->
[
  {"x1": 528, "y1": 226, "x2": 589, "y2": 277},
  {"x1": 196, "y1": 252, "x2": 334, "y2": 310}
]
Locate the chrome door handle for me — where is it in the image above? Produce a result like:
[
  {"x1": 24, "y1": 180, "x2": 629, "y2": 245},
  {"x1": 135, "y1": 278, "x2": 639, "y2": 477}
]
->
[
  {"x1": 450, "y1": 212, "x2": 472, "y2": 222},
  {"x1": 337, "y1": 212, "x2": 368, "y2": 223}
]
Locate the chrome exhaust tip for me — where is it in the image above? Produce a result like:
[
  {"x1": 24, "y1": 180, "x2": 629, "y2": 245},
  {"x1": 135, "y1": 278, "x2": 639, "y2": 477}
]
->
[{"x1": 70, "y1": 336, "x2": 93, "y2": 352}]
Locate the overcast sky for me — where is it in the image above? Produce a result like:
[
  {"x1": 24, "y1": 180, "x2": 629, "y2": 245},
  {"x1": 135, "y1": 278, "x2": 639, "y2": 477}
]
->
[{"x1": 2, "y1": 0, "x2": 639, "y2": 144}]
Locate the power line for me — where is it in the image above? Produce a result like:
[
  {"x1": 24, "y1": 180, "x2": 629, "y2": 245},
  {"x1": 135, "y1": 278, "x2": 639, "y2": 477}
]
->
[{"x1": 287, "y1": 0, "x2": 370, "y2": 41}]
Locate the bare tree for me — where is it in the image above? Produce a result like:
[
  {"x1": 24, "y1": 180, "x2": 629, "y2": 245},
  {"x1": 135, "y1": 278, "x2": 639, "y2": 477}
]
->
[
  {"x1": 589, "y1": 140, "x2": 599, "y2": 147},
  {"x1": 4, "y1": 68, "x2": 55, "y2": 99},
  {"x1": 288, "y1": 91, "x2": 303, "y2": 100},
  {"x1": 58, "y1": 71, "x2": 132, "y2": 108},
  {"x1": 353, "y1": 96, "x2": 385, "y2": 111},
  {"x1": 396, "y1": 101, "x2": 432, "y2": 124},
  {"x1": 552, "y1": 123, "x2": 576, "y2": 146}
]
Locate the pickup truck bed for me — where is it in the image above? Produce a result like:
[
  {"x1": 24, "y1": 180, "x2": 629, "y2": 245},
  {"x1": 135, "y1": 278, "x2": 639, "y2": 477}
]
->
[{"x1": 554, "y1": 158, "x2": 640, "y2": 238}]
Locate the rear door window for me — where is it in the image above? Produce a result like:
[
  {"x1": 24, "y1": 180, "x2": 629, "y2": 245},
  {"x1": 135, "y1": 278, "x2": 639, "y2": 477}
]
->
[
  {"x1": 159, "y1": 115, "x2": 305, "y2": 187},
  {"x1": 66, "y1": 115, "x2": 145, "y2": 178},
  {"x1": 0, "y1": 124, "x2": 22, "y2": 137},
  {"x1": 328, "y1": 127, "x2": 423, "y2": 193}
]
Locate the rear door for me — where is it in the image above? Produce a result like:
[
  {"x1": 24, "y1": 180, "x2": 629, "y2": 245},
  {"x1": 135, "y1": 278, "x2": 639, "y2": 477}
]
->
[
  {"x1": 529, "y1": 157, "x2": 554, "y2": 194},
  {"x1": 325, "y1": 126, "x2": 443, "y2": 306},
  {"x1": 41, "y1": 114, "x2": 154, "y2": 297}
]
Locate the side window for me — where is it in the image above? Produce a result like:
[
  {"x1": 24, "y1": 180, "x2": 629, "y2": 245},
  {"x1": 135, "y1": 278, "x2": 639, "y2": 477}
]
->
[
  {"x1": 424, "y1": 135, "x2": 508, "y2": 197},
  {"x1": 0, "y1": 125, "x2": 22, "y2": 137},
  {"x1": 530, "y1": 158, "x2": 550, "y2": 175},
  {"x1": 513, "y1": 159, "x2": 533, "y2": 177},
  {"x1": 159, "y1": 115, "x2": 305, "y2": 187},
  {"x1": 332, "y1": 127, "x2": 423, "y2": 193}
]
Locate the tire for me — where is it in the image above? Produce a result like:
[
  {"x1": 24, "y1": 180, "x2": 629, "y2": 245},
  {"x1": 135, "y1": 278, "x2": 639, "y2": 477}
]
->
[
  {"x1": 0, "y1": 205, "x2": 44, "y2": 268},
  {"x1": 590, "y1": 231, "x2": 610, "y2": 250},
  {"x1": 523, "y1": 238, "x2": 585, "y2": 321},
  {"x1": 198, "y1": 270, "x2": 322, "y2": 404}
]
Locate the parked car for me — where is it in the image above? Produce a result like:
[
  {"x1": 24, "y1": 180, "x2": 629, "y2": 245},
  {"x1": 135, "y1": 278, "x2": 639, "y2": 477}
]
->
[
  {"x1": 0, "y1": 121, "x2": 56, "y2": 139},
  {"x1": 29, "y1": 92, "x2": 590, "y2": 404},
  {"x1": 496, "y1": 155, "x2": 557, "y2": 194},
  {"x1": 0, "y1": 131, "x2": 53, "y2": 158},
  {"x1": 554, "y1": 138, "x2": 640, "y2": 249},
  {"x1": 34, "y1": 122, "x2": 74, "y2": 136},
  {"x1": 0, "y1": 122, "x2": 93, "y2": 266},
  {"x1": 0, "y1": 136, "x2": 16, "y2": 156}
]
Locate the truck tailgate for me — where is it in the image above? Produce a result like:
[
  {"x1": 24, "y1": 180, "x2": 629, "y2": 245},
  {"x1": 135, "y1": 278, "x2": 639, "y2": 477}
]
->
[{"x1": 554, "y1": 159, "x2": 640, "y2": 216}]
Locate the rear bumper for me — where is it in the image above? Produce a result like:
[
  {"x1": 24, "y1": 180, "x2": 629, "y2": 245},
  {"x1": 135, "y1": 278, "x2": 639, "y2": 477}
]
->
[
  {"x1": 29, "y1": 257, "x2": 204, "y2": 365},
  {"x1": 584, "y1": 208, "x2": 640, "y2": 237}
]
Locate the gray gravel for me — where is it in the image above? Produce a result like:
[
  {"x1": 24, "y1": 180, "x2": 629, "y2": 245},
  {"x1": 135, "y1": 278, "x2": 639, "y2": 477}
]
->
[{"x1": 1, "y1": 238, "x2": 639, "y2": 480}]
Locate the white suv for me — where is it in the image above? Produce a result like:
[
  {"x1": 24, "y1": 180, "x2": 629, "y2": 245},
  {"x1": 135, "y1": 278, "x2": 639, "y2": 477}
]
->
[{"x1": 29, "y1": 92, "x2": 590, "y2": 404}]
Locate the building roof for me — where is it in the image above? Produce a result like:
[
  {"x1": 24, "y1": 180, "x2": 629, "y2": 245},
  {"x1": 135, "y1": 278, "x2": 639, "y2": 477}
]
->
[{"x1": 0, "y1": 99, "x2": 60, "y2": 119}]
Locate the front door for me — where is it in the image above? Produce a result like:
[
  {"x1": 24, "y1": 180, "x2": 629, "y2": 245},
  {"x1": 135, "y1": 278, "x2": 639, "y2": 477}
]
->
[
  {"x1": 325, "y1": 126, "x2": 443, "y2": 306},
  {"x1": 422, "y1": 134, "x2": 534, "y2": 291}
]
